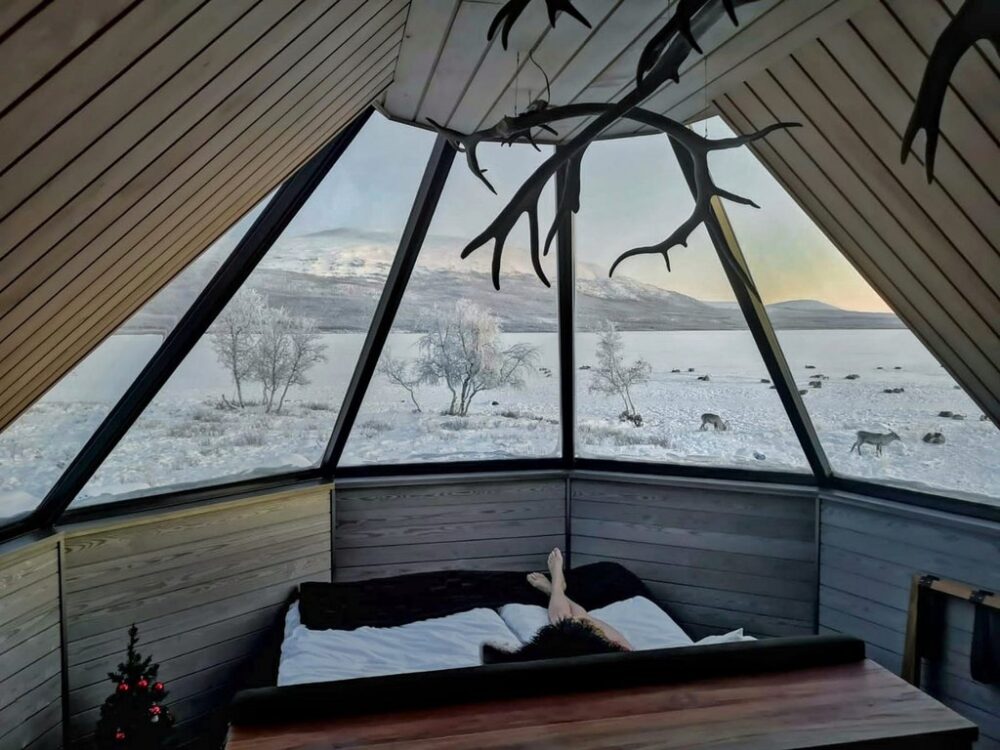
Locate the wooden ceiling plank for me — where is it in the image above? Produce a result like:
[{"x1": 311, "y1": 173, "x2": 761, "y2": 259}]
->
[
  {"x1": 0, "y1": 76, "x2": 391, "y2": 431},
  {"x1": 0, "y1": 0, "x2": 330, "y2": 259},
  {"x1": 470, "y1": 0, "x2": 622, "y2": 134},
  {"x1": 736, "y1": 74, "x2": 1000, "y2": 378},
  {"x1": 0, "y1": 0, "x2": 135, "y2": 113},
  {"x1": 766, "y1": 54, "x2": 1000, "y2": 332},
  {"x1": 794, "y1": 38, "x2": 1000, "y2": 292},
  {"x1": 888, "y1": 0, "x2": 1000, "y2": 137},
  {"x1": 850, "y1": 2, "x2": 1000, "y2": 201},
  {"x1": 0, "y1": 0, "x2": 49, "y2": 40},
  {"x1": 0, "y1": 56, "x2": 397, "y2": 407},
  {"x1": 601, "y1": 0, "x2": 785, "y2": 138},
  {"x1": 446, "y1": 0, "x2": 556, "y2": 133},
  {"x1": 414, "y1": 1, "x2": 496, "y2": 127},
  {"x1": 718, "y1": 92, "x2": 1000, "y2": 421},
  {"x1": 0, "y1": 0, "x2": 239, "y2": 176},
  {"x1": 0, "y1": 0, "x2": 384, "y2": 324},
  {"x1": 382, "y1": 0, "x2": 459, "y2": 122},
  {"x1": 818, "y1": 23, "x2": 1000, "y2": 239},
  {"x1": 0, "y1": 18, "x2": 402, "y2": 369}
]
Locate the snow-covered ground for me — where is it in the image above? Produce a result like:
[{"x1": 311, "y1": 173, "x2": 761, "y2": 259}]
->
[{"x1": 0, "y1": 329, "x2": 996, "y2": 521}]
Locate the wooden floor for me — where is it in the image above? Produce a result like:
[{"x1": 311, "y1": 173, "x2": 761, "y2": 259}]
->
[{"x1": 225, "y1": 659, "x2": 977, "y2": 749}]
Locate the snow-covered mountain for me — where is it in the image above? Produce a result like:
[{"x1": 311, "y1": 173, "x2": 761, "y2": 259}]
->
[{"x1": 124, "y1": 228, "x2": 903, "y2": 333}]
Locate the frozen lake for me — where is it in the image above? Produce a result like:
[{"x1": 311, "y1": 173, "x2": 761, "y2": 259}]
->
[{"x1": 1, "y1": 328, "x2": 996, "y2": 519}]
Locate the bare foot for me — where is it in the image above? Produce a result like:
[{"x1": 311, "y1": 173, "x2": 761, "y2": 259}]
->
[
  {"x1": 547, "y1": 548, "x2": 567, "y2": 592},
  {"x1": 527, "y1": 572, "x2": 552, "y2": 594}
]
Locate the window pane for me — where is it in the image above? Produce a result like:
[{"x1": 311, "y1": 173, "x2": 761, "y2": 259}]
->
[
  {"x1": 704, "y1": 117, "x2": 999, "y2": 504},
  {"x1": 340, "y1": 142, "x2": 560, "y2": 464},
  {"x1": 574, "y1": 134, "x2": 808, "y2": 472},
  {"x1": 0, "y1": 202, "x2": 265, "y2": 525},
  {"x1": 73, "y1": 116, "x2": 435, "y2": 507}
]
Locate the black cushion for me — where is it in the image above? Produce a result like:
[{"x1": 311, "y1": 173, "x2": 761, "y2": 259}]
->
[
  {"x1": 229, "y1": 634, "x2": 867, "y2": 727},
  {"x1": 298, "y1": 561, "x2": 653, "y2": 630}
]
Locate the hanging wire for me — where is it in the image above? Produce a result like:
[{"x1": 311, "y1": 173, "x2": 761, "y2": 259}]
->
[{"x1": 528, "y1": 49, "x2": 551, "y2": 103}]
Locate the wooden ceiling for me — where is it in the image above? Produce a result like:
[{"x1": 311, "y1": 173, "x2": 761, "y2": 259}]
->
[
  {"x1": 380, "y1": 0, "x2": 867, "y2": 140},
  {"x1": 715, "y1": 0, "x2": 1000, "y2": 421},
  {"x1": 0, "y1": 0, "x2": 407, "y2": 432}
]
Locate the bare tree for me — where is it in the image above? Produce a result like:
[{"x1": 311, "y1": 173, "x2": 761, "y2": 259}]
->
[
  {"x1": 417, "y1": 300, "x2": 538, "y2": 417},
  {"x1": 209, "y1": 289, "x2": 265, "y2": 407},
  {"x1": 589, "y1": 320, "x2": 650, "y2": 421},
  {"x1": 251, "y1": 306, "x2": 327, "y2": 414},
  {"x1": 379, "y1": 349, "x2": 423, "y2": 412}
]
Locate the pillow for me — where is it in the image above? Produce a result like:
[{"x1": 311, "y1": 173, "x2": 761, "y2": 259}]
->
[
  {"x1": 277, "y1": 604, "x2": 520, "y2": 686},
  {"x1": 694, "y1": 628, "x2": 757, "y2": 645},
  {"x1": 499, "y1": 596, "x2": 693, "y2": 651}
]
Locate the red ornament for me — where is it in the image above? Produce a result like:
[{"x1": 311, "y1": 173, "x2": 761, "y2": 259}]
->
[
  {"x1": 116, "y1": 681, "x2": 129, "y2": 693},
  {"x1": 152, "y1": 681, "x2": 165, "y2": 693},
  {"x1": 137, "y1": 678, "x2": 149, "y2": 690},
  {"x1": 114, "y1": 729, "x2": 126, "y2": 742},
  {"x1": 149, "y1": 704, "x2": 162, "y2": 716}
]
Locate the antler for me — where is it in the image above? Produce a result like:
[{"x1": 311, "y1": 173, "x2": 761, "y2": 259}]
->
[
  {"x1": 901, "y1": 0, "x2": 999, "y2": 183},
  {"x1": 488, "y1": 0, "x2": 591, "y2": 50}
]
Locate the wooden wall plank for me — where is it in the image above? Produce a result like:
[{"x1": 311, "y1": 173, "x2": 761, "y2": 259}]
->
[
  {"x1": 570, "y1": 477, "x2": 817, "y2": 639},
  {"x1": 61, "y1": 486, "x2": 332, "y2": 747},
  {"x1": 819, "y1": 494, "x2": 1000, "y2": 747},
  {"x1": 334, "y1": 478, "x2": 566, "y2": 581},
  {"x1": 0, "y1": 537, "x2": 62, "y2": 750}
]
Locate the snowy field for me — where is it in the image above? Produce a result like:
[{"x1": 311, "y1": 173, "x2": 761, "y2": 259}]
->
[{"x1": 0, "y1": 328, "x2": 996, "y2": 520}]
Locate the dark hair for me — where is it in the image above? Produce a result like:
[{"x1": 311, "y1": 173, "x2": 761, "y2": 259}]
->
[{"x1": 482, "y1": 618, "x2": 627, "y2": 665}]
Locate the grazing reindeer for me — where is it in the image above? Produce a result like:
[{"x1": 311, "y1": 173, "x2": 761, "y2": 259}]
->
[
  {"x1": 849, "y1": 430, "x2": 900, "y2": 456},
  {"x1": 700, "y1": 413, "x2": 728, "y2": 431}
]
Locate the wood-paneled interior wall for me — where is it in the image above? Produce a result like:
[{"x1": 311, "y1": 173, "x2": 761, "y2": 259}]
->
[
  {"x1": 715, "y1": 0, "x2": 1000, "y2": 423},
  {"x1": 334, "y1": 477, "x2": 566, "y2": 582},
  {"x1": 819, "y1": 494, "x2": 1000, "y2": 749},
  {"x1": 569, "y1": 476, "x2": 818, "y2": 640},
  {"x1": 0, "y1": 536, "x2": 63, "y2": 750},
  {"x1": 60, "y1": 486, "x2": 333, "y2": 748}
]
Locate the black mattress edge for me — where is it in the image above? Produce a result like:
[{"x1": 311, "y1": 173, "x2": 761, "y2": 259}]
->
[{"x1": 229, "y1": 633, "x2": 866, "y2": 727}]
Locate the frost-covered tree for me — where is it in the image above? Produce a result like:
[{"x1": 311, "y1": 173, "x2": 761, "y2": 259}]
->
[
  {"x1": 418, "y1": 301, "x2": 538, "y2": 417},
  {"x1": 209, "y1": 289, "x2": 265, "y2": 407},
  {"x1": 251, "y1": 308, "x2": 326, "y2": 414},
  {"x1": 379, "y1": 349, "x2": 423, "y2": 412},
  {"x1": 589, "y1": 320, "x2": 651, "y2": 420}
]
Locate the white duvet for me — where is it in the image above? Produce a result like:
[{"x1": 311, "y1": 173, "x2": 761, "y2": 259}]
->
[
  {"x1": 277, "y1": 595, "x2": 753, "y2": 687},
  {"x1": 277, "y1": 603, "x2": 521, "y2": 686}
]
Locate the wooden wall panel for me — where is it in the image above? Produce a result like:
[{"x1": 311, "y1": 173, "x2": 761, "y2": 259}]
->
[
  {"x1": 61, "y1": 486, "x2": 333, "y2": 747},
  {"x1": 0, "y1": 0, "x2": 406, "y2": 432},
  {"x1": 0, "y1": 535, "x2": 63, "y2": 750},
  {"x1": 819, "y1": 494, "x2": 1000, "y2": 749},
  {"x1": 334, "y1": 477, "x2": 566, "y2": 581},
  {"x1": 569, "y1": 475, "x2": 817, "y2": 640}
]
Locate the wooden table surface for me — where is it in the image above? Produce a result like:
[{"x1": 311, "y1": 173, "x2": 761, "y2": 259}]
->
[{"x1": 225, "y1": 659, "x2": 977, "y2": 750}]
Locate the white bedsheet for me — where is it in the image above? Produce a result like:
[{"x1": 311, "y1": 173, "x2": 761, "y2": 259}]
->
[
  {"x1": 498, "y1": 596, "x2": 695, "y2": 651},
  {"x1": 277, "y1": 603, "x2": 521, "y2": 687}
]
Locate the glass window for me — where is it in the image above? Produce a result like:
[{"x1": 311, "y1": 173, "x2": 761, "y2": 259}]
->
[
  {"x1": 573, "y1": 133, "x2": 809, "y2": 473},
  {"x1": 340, "y1": 141, "x2": 560, "y2": 464},
  {"x1": 704, "y1": 117, "x2": 999, "y2": 504},
  {"x1": 71, "y1": 115, "x2": 435, "y2": 507},
  {"x1": 0, "y1": 202, "x2": 265, "y2": 525}
]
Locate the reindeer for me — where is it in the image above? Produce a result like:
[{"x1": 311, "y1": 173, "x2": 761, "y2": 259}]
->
[
  {"x1": 700, "y1": 413, "x2": 728, "y2": 431},
  {"x1": 849, "y1": 430, "x2": 900, "y2": 456}
]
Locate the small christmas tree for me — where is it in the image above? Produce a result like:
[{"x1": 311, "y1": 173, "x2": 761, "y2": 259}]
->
[{"x1": 95, "y1": 624, "x2": 176, "y2": 748}]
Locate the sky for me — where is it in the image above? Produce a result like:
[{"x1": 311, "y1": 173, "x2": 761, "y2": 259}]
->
[{"x1": 278, "y1": 114, "x2": 890, "y2": 313}]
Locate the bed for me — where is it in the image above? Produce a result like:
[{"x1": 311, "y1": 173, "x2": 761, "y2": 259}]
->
[{"x1": 226, "y1": 563, "x2": 978, "y2": 749}]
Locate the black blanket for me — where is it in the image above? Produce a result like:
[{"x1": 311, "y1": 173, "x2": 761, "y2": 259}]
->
[{"x1": 298, "y1": 561, "x2": 653, "y2": 630}]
